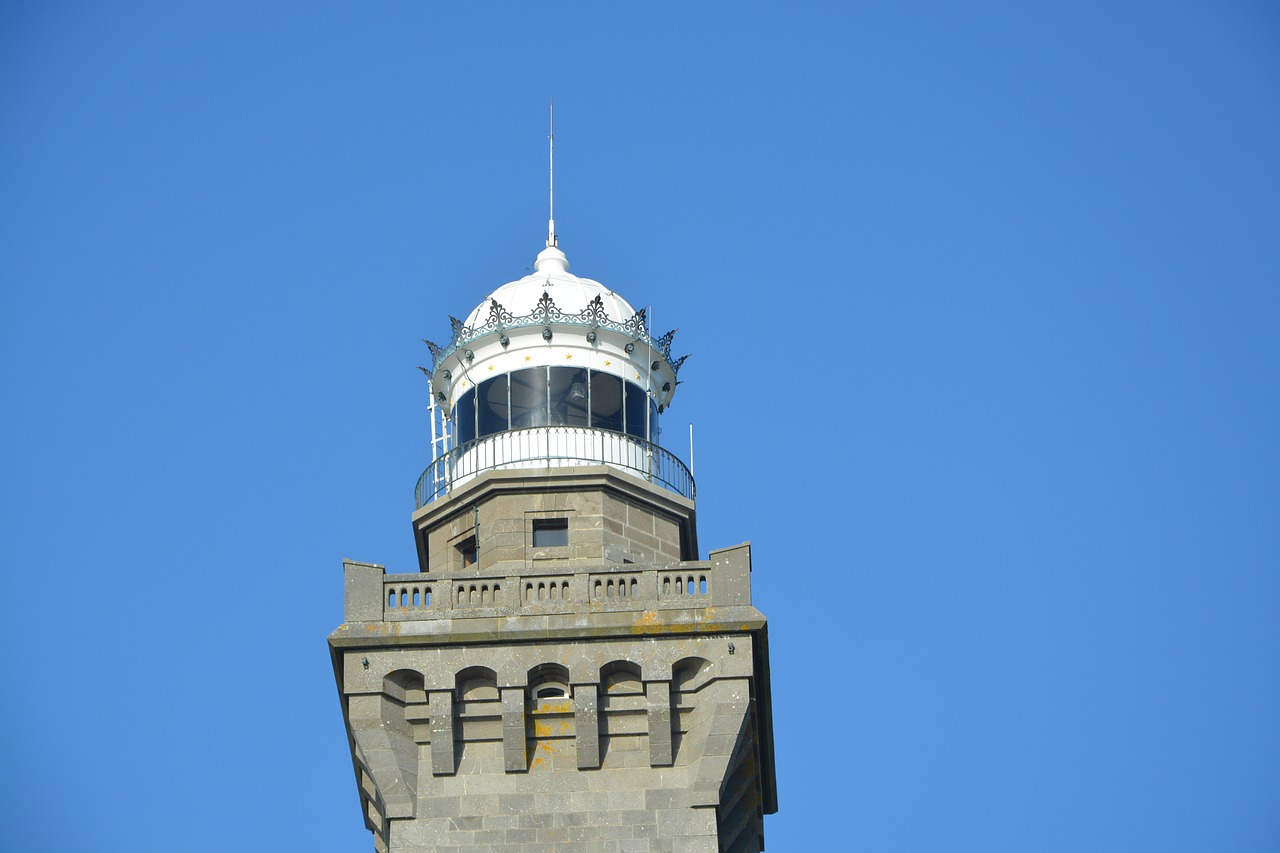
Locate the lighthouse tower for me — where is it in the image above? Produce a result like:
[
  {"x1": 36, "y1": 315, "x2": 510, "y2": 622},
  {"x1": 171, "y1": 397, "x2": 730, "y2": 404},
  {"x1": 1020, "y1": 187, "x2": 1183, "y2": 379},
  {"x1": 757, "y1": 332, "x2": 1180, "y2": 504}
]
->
[{"x1": 329, "y1": 207, "x2": 776, "y2": 851}]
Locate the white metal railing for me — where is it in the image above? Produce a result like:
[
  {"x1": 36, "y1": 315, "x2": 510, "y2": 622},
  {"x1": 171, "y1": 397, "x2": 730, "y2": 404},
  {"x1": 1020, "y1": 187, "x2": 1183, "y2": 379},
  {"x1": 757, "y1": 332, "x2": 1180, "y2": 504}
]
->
[{"x1": 414, "y1": 426, "x2": 694, "y2": 508}]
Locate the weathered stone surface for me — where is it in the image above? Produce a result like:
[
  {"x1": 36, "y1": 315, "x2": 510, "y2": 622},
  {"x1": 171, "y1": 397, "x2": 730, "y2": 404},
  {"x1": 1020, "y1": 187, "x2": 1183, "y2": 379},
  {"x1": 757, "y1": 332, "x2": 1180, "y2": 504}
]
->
[{"x1": 332, "y1": 467, "x2": 774, "y2": 852}]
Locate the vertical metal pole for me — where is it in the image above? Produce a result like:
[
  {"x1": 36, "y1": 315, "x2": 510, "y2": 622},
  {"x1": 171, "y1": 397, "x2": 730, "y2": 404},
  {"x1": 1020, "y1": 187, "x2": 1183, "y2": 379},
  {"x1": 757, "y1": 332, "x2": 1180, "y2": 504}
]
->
[
  {"x1": 472, "y1": 503, "x2": 480, "y2": 566},
  {"x1": 645, "y1": 307, "x2": 653, "y2": 482},
  {"x1": 689, "y1": 423, "x2": 695, "y2": 478},
  {"x1": 429, "y1": 396, "x2": 438, "y2": 463},
  {"x1": 547, "y1": 100, "x2": 556, "y2": 248}
]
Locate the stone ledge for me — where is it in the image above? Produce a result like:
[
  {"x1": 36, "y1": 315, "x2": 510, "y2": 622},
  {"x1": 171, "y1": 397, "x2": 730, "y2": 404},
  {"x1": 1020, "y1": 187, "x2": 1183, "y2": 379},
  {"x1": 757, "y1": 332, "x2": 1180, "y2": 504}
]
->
[{"x1": 330, "y1": 605, "x2": 768, "y2": 649}]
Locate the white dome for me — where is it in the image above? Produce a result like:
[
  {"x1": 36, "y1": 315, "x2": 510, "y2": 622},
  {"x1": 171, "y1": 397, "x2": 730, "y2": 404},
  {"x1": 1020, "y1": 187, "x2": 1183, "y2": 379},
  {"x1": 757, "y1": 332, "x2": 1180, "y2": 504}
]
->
[{"x1": 463, "y1": 246, "x2": 637, "y2": 327}]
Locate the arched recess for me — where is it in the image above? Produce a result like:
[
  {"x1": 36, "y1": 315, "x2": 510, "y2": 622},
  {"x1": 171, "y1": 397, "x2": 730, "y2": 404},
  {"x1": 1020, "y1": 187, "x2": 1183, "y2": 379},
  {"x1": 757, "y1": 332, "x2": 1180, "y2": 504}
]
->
[
  {"x1": 383, "y1": 669, "x2": 426, "y2": 704},
  {"x1": 600, "y1": 660, "x2": 643, "y2": 695},
  {"x1": 672, "y1": 657, "x2": 711, "y2": 692},
  {"x1": 527, "y1": 663, "x2": 571, "y2": 699},
  {"x1": 453, "y1": 665, "x2": 500, "y2": 771},
  {"x1": 455, "y1": 666, "x2": 499, "y2": 701},
  {"x1": 670, "y1": 657, "x2": 711, "y2": 764}
]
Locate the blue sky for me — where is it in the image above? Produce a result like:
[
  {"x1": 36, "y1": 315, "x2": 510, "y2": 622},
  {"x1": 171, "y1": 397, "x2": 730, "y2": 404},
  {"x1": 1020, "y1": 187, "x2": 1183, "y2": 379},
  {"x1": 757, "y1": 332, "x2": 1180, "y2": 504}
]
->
[{"x1": 2, "y1": 2, "x2": 1277, "y2": 850}]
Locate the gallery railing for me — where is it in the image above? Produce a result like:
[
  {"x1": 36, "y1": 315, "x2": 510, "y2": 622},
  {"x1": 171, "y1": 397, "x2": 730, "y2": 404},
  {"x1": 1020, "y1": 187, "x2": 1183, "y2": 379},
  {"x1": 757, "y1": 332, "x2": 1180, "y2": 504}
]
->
[
  {"x1": 381, "y1": 566, "x2": 714, "y2": 620},
  {"x1": 414, "y1": 426, "x2": 695, "y2": 508}
]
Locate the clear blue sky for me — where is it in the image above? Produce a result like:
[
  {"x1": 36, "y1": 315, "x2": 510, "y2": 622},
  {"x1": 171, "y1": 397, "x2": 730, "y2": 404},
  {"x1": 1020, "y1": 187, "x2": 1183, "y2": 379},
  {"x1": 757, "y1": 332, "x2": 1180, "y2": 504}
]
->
[{"x1": 2, "y1": 2, "x2": 1277, "y2": 850}]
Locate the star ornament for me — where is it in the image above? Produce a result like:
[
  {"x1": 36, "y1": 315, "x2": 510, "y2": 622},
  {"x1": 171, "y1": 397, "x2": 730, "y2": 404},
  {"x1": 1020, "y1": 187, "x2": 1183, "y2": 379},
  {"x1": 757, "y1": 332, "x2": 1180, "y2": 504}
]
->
[
  {"x1": 524, "y1": 355, "x2": 531, "y2": 362},
  {"x1": 565, "y1": 353, "x2": 573, "y2": 360}
]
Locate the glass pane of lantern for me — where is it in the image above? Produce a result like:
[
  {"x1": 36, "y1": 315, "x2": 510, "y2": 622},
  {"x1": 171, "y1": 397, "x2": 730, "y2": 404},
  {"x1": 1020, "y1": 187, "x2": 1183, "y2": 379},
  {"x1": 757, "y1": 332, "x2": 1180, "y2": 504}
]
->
[
  {"x1": 478, "y1": 374, "x2": 509, "y2": 437},
  {"x1": 509, "y1": 367, "x2": 549, "y2": 429},
  {"x1": 549, "y1": 366, "x2": 590, "y2": 427},
  {"x1": 624, "y1": 381, "x2": 648, "y2": 441},
  {"x1": 454, "y1": 388, "x2": 477, "y2": 446},
  {"x1": 590, "y1": 371, "x2": 624, "y2": 432}
]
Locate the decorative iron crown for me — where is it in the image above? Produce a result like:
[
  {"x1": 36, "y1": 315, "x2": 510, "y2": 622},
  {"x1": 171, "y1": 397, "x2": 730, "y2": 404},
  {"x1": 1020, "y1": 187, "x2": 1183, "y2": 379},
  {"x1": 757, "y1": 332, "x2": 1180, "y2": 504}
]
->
[{"x1": 421, "y1": 290, "x2": 689, "y2": 377}]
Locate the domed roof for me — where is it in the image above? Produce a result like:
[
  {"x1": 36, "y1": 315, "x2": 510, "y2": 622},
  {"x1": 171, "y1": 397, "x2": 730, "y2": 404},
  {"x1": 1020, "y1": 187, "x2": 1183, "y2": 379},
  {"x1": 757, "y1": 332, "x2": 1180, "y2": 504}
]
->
[
  {"x1": 463, "y1": 246, "x2": 637, "y2": 327},
  {"x1": 422, "y1": 241, "x2": 687, "y2": 398}
]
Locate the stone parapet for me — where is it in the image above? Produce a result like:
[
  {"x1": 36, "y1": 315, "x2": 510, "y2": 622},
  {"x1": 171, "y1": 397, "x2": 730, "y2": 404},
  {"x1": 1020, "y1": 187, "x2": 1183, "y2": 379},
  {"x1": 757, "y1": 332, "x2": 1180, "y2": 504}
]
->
[{"x1": 354, "y1": 541, "x2": 752, "y2": 625}]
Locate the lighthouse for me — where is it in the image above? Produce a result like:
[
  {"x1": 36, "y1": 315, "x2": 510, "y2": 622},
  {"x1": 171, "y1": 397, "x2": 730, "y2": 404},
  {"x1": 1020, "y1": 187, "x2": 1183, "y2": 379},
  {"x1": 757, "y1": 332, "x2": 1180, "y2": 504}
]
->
[{"x1": 329, "y1": 159, "x2": 776, "y2": 852}]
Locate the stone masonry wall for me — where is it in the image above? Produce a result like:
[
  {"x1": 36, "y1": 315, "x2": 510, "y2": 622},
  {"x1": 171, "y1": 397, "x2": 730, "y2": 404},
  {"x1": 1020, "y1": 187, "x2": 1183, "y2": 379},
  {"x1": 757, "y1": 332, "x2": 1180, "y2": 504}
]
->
[
  {"x1": 414, "y1": 469, "x2": 695, "y2": 575},
  {"x1": 423, "y1": 484, "x2": 684, "y2": 574},
  {"x1": 336, "y1": 469, "x2": 770, "y2": 853},
  {"x1": 341, "y1": 635, "x2": 759, "y2": 853}
]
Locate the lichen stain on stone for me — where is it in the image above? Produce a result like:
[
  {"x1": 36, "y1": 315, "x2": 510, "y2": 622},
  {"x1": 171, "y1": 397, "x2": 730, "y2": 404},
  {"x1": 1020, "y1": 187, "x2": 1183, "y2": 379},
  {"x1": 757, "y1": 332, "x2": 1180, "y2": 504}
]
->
[
  {"x1": 630, "y1": 610, "x2": 663, "y2": 634},
  {"x1": 529, "y1": 739, "x2": 564, "y2": 770},
  {"x1": 696, "y1": 607, "x2": 728, "y2": 629},
  {"x1": 538, "y1": 700, "x2": 572, "y2": 715},
  {"x1": 532, "y1": 718, "x2": 572, "y2": 738}
]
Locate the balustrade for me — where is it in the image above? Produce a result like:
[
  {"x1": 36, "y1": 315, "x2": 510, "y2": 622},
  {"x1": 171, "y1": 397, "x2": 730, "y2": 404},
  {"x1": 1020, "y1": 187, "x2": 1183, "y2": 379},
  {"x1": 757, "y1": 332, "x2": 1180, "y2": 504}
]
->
[
  {"x1": 377, "y1": 564, "x2": 723, "y2": 621},
  {"x1": 415, "y1": 426, "x2": 694, "y2": 507},
  {"x1": 385, "y1": 582, "x2": 433, "y2": 611}
]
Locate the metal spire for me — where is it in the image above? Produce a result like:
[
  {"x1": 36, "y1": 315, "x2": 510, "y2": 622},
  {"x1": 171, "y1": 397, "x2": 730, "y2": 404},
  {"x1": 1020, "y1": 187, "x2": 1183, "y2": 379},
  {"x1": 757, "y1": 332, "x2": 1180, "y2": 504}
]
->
[{"x1": 547, "y1": 100, "x2": 557, "y2": 248}]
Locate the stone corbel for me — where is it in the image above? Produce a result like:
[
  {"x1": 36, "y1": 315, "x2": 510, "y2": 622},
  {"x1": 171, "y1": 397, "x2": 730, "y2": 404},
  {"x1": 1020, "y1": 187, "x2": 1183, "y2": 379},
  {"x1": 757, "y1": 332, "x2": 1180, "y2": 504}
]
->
[
  {"x1": 573, "y1": 684, "x2": 600, "y2": 769},
  {"x1": 501, "y1": 687, "x2": 527, "y2": 772},
  {"x1": 685, "y1": 681, "x2": 751, "y2": 808},
  {"x1": 346, "y1": 693, "x2": 417, "y2": 818},
  {"x1": 647, "y1": 681, "x2": 674, "y2": 766},
  {"x1": 427, "y1": 689, "x2": 455, "y2": 776}
]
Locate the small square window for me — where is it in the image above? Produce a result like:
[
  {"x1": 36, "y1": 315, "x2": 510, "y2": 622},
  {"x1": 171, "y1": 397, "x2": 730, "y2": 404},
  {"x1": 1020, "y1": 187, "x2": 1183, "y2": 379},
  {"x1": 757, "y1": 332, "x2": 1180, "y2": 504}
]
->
[
  {"x1": 532, "y1": 518, "x2": 569, "y2": 548},
  {"x1": 456, "y1": 536, "x2": 477, "y2": 568}
]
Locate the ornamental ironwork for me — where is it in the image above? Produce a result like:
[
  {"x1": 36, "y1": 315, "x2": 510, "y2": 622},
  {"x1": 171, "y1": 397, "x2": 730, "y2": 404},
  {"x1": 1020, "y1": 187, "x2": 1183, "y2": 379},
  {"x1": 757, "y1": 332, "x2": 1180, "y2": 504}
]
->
[{"x1": 420, "y1": 290, "x2": 688, "y2": 377}]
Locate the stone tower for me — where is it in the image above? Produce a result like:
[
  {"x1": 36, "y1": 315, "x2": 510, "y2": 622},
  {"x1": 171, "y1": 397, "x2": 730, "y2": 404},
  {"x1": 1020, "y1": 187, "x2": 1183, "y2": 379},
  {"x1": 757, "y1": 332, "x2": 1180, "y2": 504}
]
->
[{"x1": 329, "y1": 229, "x2": 776, "y2": 852}]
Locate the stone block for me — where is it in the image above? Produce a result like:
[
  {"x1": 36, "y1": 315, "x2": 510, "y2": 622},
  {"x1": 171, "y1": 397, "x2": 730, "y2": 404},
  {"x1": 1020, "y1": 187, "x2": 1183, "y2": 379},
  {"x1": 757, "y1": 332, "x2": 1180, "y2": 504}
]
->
[
  {"x1": 644, "y1": 788, "x2": 686, "y2": 810},
  {"x1": 469, "y1": 829, "x2": 508, "y2": 844},
  {"x1": 625, "y1": 501, "x2": 656, "y2": 534},
  {"x1": 429, "y1": 690, "x2": 456, "y2": 776},
  {"x1": 647, "y1": 682, "x2": 673, "y2": 766},
  {"x1": 569, "y1": 790, "x2": 611, "y2": 812},
  {"x1": 455, "y1": 793, "x2": 500, "y2": 817},
  {"x1": 575, "y1": 688, "x2": 600, "y2": 770},
  {"x1": 417, "y1": 796, "x2": 460, "y2": 819},
  {"x1": 500, "y1": 686, "x2": 527, "y2": 773},
  {"x1": 655, "y1": 807, "x2": 716, "y2": 838},
  {"x1": 536, "y1": 826, "x2": 570, "y2": 843},
  {"x1": 708, "y1": 543, "x2": 752, "y2": 606},
  {"x1": 344, "y1": 560, "x2": 385, "y2": 621},
  {"x1": 625, "y1": 527, "x2": 661, "y2": 553},
  {"x1": 498, "y1": 793, "x2": 534, "y2": 814}
]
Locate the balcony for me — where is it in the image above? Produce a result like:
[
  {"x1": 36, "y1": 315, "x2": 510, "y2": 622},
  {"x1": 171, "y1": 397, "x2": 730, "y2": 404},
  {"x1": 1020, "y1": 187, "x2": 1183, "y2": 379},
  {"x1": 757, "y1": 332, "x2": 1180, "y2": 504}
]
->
[
  {"x1": 380, "y1": 566, "x2": 715, "y2": 621},
  {"x1": 415, "y1": 426, "x2": 695, "y2": 508},
  {"x1": 337, "y1": 541, "x2": 756, "y2": 628}
]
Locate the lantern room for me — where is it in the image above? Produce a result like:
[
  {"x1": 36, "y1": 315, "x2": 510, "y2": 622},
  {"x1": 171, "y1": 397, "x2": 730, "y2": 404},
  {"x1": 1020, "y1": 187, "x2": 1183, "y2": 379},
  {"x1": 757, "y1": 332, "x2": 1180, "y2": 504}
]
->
[{"x1": 416, "y1": 243, "x2": 691, "y2": 507}]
